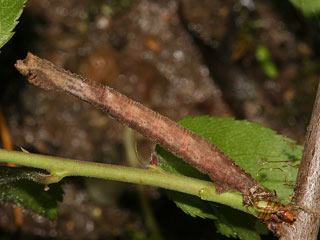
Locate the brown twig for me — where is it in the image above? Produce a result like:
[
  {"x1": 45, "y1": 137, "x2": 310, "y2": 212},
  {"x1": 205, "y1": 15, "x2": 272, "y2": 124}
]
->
[
  {"x1": 15, "y1": 52, "x2": 274, "y2": 205},
  {"x1": 280, "y1": 81, "x2": 320, "y2": 239}
]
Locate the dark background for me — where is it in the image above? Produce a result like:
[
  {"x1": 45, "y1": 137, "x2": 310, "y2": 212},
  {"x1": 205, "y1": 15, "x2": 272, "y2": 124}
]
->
[{"x1": 1, "y1": 0, "x2": 320, "y2": 239}]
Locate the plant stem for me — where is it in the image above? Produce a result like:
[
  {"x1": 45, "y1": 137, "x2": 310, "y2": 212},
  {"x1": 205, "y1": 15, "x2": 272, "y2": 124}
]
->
[
  {"x1": 0, "y1": 148, "x2": 263, "y2": 217},
  {"x1": 280, "y1": 82, "x2": 320, "y2": 239}
]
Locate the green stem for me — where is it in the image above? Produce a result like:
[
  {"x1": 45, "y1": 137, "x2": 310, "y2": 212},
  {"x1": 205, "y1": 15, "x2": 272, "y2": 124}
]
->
[{"x1": 0, "y1": 148, "x2": 262, "y2": 217}]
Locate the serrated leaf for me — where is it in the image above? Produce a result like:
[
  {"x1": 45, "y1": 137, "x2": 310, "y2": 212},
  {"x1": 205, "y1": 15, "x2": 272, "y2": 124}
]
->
[
  {"x1": 155, "y1": 146, "x2": 213, "y2": 220},
  {"x1": 212, "y1": 205, "x2": 258, "y2": 240},
  {"x1": 0, "y1": 166, "x2": 63, "y2": 219},
  {"x1": 155, "y1": 146, "x2": 210, "y2": 181},
  {"x1": 167, "y1": 190, "x2": 216, "y2": 220},
  {"x1": 289, "y1": 0, "x2": 320, "y2": 16},
  {"x1": 0, "y1": 0, "x2": 26, "y2": 50},
  {"x1": 178, "y1": 116, "x2": 301, "y2": 203},
  {"x1": 155, "y1": 116, "x2": 302, "y2": 238}
]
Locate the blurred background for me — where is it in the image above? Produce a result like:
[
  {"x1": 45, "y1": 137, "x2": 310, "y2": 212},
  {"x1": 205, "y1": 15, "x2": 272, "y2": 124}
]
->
[{"x1": 0, "y1": 0, "x2": 320, "y2": 239}]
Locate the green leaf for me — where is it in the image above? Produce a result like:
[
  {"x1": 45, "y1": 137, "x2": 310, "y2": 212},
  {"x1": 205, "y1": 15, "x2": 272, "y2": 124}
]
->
[
  {"x1": 0, "y1": 0, "x2": 26, "y2": 50},
  {"x1": 167, "y1": 190, "x2": 216, "y2": 220},
  {"x1": 212, "y1": 205, "x2": 258, "y2": 240},
  {"x1": 289, "y1": 0, "x2": 320, "y2": 16},
  {"x1": 0, "y1": 166, "x2": 63, "y2": 219},
  {"x1": 155, "y1": 116, "x2": 302, "y2": 239},
  {"x1": 155, "y1": 147, "x2": 214, "y2": 220}
]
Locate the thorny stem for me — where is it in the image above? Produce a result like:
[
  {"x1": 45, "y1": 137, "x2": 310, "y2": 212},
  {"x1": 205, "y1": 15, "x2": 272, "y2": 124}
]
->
[
  {"x1": 280, "y1": 82, "x2": 320, "y2": 239},
  {"x1": 14, "y1": 53, "x2": 274, "y2": 204},
  {"x1": 0, "y1": 148, "x2": 270, "y2": 218}
]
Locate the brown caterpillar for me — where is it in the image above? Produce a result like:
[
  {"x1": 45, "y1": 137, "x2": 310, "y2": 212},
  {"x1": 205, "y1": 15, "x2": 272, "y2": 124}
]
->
[{"x1": 15, "y1": 53, "x2": 275, "y2": 205}]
